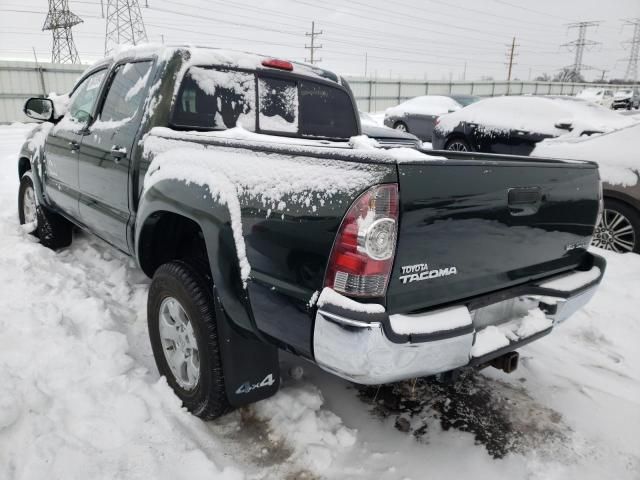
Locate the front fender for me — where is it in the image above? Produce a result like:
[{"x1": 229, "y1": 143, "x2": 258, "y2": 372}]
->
[{"x1": 19, "y1": 123, "x2": 54, "y2": 205}]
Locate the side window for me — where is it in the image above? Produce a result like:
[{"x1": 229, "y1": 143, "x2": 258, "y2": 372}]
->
[
  {"x1": 68, "y1": 70, "x2": 107, "y2": 122},
  {"x1": 258, "y1": 77, "x2": 298, "y2": 133},
  {"x1": 100, "y1": 61, "x2": 152, "y2": 123},
  {"x1": 172, "y1": 67, "x2": 255, "y2": 130},
  {"x1": 299, "y1": 81, "x2": 358, "y2": 139}
]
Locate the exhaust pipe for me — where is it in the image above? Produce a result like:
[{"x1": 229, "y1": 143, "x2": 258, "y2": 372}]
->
[{"x1": 490, "y1": 351, "x2": 519, "y2": 373}]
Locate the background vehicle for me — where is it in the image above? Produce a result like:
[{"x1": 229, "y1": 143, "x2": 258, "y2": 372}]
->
[
  {"x1": 612, "y1": 89, "x2": 640, "y2": 110},
  {"x1": 432, "y1": 95, "x2": 635, "y2": 154},
  {"x1": 18, "y1": 45, "x2": 604, "y2": 420},
  {"x1": 383, "y1": 94, "x2": 480, "y2": 141},
  {"x1": 576, "y1": 87, "x2": 614, "y2": 108},
  {"x1": 534, "y1": 124, "x2": 640, "y2": 253},
  {"x1": 360, "y1": 111, "x2": 422, "y2": 148}
]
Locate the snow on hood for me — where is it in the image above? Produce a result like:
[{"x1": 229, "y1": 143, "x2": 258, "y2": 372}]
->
[
  {"x1": 436, "y1": 95, "x2": 636, "y2": 137},
  {"x1": 385, "y1": 95, "x2": 462, "y2": 118},
  {"x1": 614, "y1": 90, "x2": 633, "y2": 100},
  {"x1": 532, "y1": 123, "x2": 640, "y2": 187}
]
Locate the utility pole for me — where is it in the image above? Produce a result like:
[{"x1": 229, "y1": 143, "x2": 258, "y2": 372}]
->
[
  {"x1": 105, "y1": 0, "x2": 149, "y2": 55},
  {"x1": 599, "y1": 69, "x2": 608, "y2": 81},
  {"x1": 304, "y1": 21, "x2": 322, "y2": 64},
  {"x1": 364, "y1": 52, "x2": 368, "y2": 77},
  {"x1": 562, "y1": 21, "x2": 601, "y2": 78},
  {"x1": 622, "y1": 18, "x2": 640, "y2": 82},
  {"x1": 505, "y1": 36, "x2": 518, "y2": 81},
  {"x1": 42, "y1": 0, "x2": 83, "y2": 64}
]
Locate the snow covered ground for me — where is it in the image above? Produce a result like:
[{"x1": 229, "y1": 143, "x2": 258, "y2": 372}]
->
[{"x1": 0, "y1": 123, "x2": 639, "y2": 479}]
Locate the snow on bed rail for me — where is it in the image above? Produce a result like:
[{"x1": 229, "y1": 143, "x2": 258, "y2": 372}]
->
[{"x1": 143, "y1": 134, "x2": 394, "y2": 285}]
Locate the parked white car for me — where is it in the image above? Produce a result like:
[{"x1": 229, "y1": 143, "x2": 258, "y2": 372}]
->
[{"x1": 576, "y1": 88, "x2": 614, "y2": 108}]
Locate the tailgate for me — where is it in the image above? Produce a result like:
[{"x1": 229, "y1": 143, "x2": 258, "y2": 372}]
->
[{"x1": 387, "y1": 157, "x2": 600, "y2": 314}]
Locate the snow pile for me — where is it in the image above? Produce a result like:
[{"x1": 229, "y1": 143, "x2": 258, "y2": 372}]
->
[
  {"x1": 48, "y1": 92, "x2": 70, "y2": 119},
  {"x1": 253, "y1": 383, "x2": 356, "y2": 471},
  {"x1": 533, "y1": 123, "x2": 640, "y2": 187},
  {"x1": 436, "y1": 95, "x2": 636, "y2": 138},
  {"x1": 471, "y1": 309, "x2": 553, "y2": 358},
  {"x1": 386, "y1": 95, "x2": 462, "y2": 117},
  {"x1": 389, "y1": 305, "x2": 472, "y2": 335},
  {"x1": 539, "y1": 266, "x2": 601, "y2": 291},
  {"x1": 349, "y1": 134, "x2": 380, "y2": 150}
]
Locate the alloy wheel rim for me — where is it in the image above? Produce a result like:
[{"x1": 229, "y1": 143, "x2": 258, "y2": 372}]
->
[
  {"x1": 159, "y1": 296, "x2": 200, "y2": 390},
  {"x1": 22, "y1": 185, "x2": 37, "y2": 226},
  {"x1": 592, "y1": 209, "x2": 636, "y2": 253},
  {"x1": 448, "y1": 142, "x2": 468, "y2": 152},
  {"x1": 395, "y1": 123, "x2": 407, "y2": 132}
]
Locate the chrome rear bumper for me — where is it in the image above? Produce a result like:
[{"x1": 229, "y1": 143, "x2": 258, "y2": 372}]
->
[{"x1": 313, "y1": 253, "x2": 605, "y2": 384}]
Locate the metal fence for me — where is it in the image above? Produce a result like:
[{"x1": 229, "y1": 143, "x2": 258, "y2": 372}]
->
[
  {"x1": 2, "y1": 62, "x2": 640, "y2": 122},
  {"x1": 345, "y1": 77, "x2": 640, "y2": 112},
  {"x1": 0, "y1": 61, "x2": 87, "y2": 124}
]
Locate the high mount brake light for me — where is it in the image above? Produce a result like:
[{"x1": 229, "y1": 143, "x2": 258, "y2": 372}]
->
[
  {"x1": 324, "y1": 184, "x2": 399, "y2": 298},
  {"x1": 261, "y1": 59, "x2": 294, "y2": 71}
]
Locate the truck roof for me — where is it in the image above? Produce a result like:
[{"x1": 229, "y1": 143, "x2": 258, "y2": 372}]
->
[{"x1": 92, "y1": 44, "x2": 341, "y2": 84}]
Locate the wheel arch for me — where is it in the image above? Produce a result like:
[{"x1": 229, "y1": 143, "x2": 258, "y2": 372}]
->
[
  {"x1": 18, "y1": 157, "x2": 31, "y2": 179},
  {"x1": 603, "y1": 188, "x2": 640, "y2": 213}
]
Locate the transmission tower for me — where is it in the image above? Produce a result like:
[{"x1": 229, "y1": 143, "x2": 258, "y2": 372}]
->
[
  {"x1": 622, "y1": 18, "x2": 640, "y2": 82},
  {"x1": 562, "y1": 21, "x2": 601, "y2": 76},
  {"x1": 42, "y1": 0, "x2": 83, "y2": 64},
  {"x1": 305, "y1": 21, "x2": 323, "y2": 64},
  {"x1": 104, "y1": 0, "x2": 148, "y2": 55}
]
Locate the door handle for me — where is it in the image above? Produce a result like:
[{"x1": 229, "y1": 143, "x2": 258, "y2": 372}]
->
[
  {"x1": 69, "y1": 141, "x2": 80, "y2": 152},
  {"x1": 110, "y1": 146, "x2": 127, "y2": 161}
]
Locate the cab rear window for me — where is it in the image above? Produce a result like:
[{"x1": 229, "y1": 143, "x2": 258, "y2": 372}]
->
[{"x1": 172, "y1": 67, "x2": 357, "y2": 139}]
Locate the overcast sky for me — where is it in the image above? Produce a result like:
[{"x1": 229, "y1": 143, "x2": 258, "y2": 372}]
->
[{"x1": 1, "y1": 0, "x2": 639, "y2": 81}]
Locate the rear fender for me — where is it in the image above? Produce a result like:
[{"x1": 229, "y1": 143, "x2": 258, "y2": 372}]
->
[{"x1": 135, "y1": 178, "x2": 280, "y2": 406}]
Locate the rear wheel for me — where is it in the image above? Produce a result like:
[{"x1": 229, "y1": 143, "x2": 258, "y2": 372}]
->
[
  {"x1": 445, "y1": 138, "x2": 471, "y2": 152},
  {"x1": 148, "y1": 260, "x2": 232, "y2": 420},
  {"x1": 592, "y1": 199, "x2": 639, "y2": 253},
  {"x1": 394, "y1": 122, "x2": 408, "y2": 132}
]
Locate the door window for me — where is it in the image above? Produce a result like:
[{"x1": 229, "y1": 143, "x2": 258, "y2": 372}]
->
[
  {"x1": 299, "y1": 80, "x2": 358, "y2": 139},
  {"x1": 68, "y1": 70, "x2": 107, "y2": 123},
  {"x1": 99, "y1": 61, "x2": 153, "y2": 124}
]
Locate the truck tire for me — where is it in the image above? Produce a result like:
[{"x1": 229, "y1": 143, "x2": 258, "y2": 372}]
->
[
  {"x1": 592, "y1": 198, "x2": 639, "y2": 253},
  {"x1": 148, "y1": 260, "x2": 232, "y2": 419},
  {"x1": 18, "y1": 171, "x2": 72, "y2": 249}
]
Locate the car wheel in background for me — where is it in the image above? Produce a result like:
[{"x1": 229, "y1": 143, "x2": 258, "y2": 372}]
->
[
  {"x1": 394, "y1": 122, "x2": 408, "y2": 132},
  {"x1": 445, "y1": 138, "x2": 471, "y2": 152},
  {"x1": 592, "y1": 199, "x2": 640, "y2": 253}
]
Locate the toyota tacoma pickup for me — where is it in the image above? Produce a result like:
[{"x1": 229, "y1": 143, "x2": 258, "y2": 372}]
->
[{"x1": 18, "y1": 45, "x2": 605, "y2": 419}]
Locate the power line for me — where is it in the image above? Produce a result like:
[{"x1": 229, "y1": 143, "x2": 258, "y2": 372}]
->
[
  {"x1": 304, "y1": 21, "x2": 322, "y2": 64},
  {"x1": 622, "y1": 18, "x2": 640, "y2": 82},
  {"x1": 562, "y1": 21, "x2": 601, "y2": 76},
  {"x1": 105, "y1": 0, "x2": 148, "y2": 55},
  {"x1": 42, "y1": 0, "x2": 83, "y2": 63}
]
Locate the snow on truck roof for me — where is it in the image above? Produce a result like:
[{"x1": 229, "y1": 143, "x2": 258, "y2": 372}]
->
[{"x1": 92, "y1": 44, "x2": 340, "y2": 83}]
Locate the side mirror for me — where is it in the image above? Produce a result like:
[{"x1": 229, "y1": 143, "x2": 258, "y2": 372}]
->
[
  {"x1": 24, "y1": 97, "x2": 54, "y2": 122},
  {"x1": 554, "y1": 122, "x2": 572, "y2": 131}
]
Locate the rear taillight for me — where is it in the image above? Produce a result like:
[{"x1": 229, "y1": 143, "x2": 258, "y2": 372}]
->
[{"x1": 324, "y1": 184, "x2": 399, "y2": 298}]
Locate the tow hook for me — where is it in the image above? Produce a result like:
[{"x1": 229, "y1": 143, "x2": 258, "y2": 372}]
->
[{"x1": 490, "y1": 351, "x2": 519, "y2": 373}]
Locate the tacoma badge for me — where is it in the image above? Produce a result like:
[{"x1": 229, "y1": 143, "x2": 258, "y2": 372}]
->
[{"x1": 399, "y1": 263, "x2": 458, "y2": 284}]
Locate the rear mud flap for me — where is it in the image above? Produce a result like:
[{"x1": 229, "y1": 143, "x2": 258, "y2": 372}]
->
[{"x1": 215, "y1": 301, "x2": 280, "y2": 407}]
